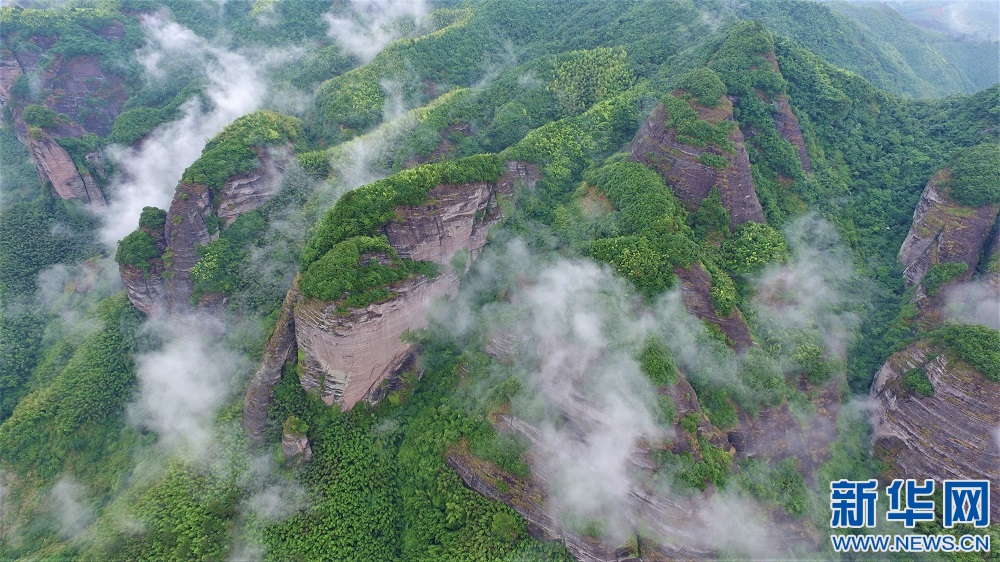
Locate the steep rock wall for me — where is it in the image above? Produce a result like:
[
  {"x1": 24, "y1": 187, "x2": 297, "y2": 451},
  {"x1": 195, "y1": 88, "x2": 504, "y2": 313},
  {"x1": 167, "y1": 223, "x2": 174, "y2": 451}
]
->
[
  {"x1": 772, "y1": 95, "x2": 811, "y2": 173},
  {"x1": 899, "y1": 171, "x2": 1000, "y2": 286},
  {"x1": 291, "y1": 162, "x2": 537, "y2": 410},
  {"x1": 870, "y1": 341, "x2": 1000, "y2": 514},
  {"x1": 121, "y1": 150, "x2": 292, "y2": 314},
  {"x1": 296, "y1": 273, "x2": 460, "y2": 407},
  {"x1": 675, "y1": 263, "x2": 753, "y2": 352},
  {"x1": 26, "y1": 129, "x2": 105, "y2": 206},
  {"x1": 628, "y1": 97, "x2": 765, "y2": 229},
  {"x1": 243, "y1": 280, "x2": 301, "y2": 441}
]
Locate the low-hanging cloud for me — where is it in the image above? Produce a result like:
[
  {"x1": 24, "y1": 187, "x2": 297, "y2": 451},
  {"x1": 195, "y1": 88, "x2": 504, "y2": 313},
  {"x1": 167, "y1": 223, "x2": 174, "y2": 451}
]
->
[
  {"x1": 99, "y1": 14, "x2": 272, "y2": 248},
  {"x1": 325, "y1": 0, "x2": 428, "y2": 63},
  {"x1": 943, "y1": 278, "x2": 1000, "y2": 330},
  {"x1": 49, "y1": 477, "x2": 94, "y2": 540},
  {"x1": 128, "y1": 314, "x2": 247, "y2": 455}
]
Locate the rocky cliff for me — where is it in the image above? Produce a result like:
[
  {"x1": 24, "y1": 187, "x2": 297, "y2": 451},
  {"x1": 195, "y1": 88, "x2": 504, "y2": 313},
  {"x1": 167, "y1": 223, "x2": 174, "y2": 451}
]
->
[
  {"x1": 675, "y1": 263, "x2": 753, "y2": 352},
  {"x1": 290, "y1": 162, "x2": 538, "y2": 410},
  {"x1": 244, "y1": 280, "x2": 300, "y2": 441},
  {"x1": 898, "y1": 170, "x2": 1000, "y2": 287},
  {"x1": 120, "y1": 149, "x2": 292, "y2": 315},
  {"x1": 628, "y1": 96, "x2": 766, "y2": 229},
  {"x1": 25, "y1": 128, "x2": 105, "y2": 206},
  {"x1": 870, "y1": 341, "x2": 1000, "y2": 514}
]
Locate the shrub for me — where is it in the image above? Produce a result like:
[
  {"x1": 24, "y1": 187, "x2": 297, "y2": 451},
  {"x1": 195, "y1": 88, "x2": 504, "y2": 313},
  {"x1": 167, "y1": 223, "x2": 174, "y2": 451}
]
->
[
  {"x1": 719, "y1": 221, "x2": 788, "y2": 276},
  {"x1": 115, "y1": 229, "x2": 159, "y2": 272},
  {"x1": 640, "y1": 338, "x2": 677, "y2": 386},
  {"x1": 948, "y1": 143, "x2": 1000, "y2": 208},
  {"x1": 904, "y1": 368, "x2": 934, "y2": 397},
  {"x1": 21, "y1": 105, "x2": 60, "y2": 129},
  {"x1": 930, "y1": 325, "x2": 1000, "y2": 382},
  {"x1": 921, "y1": 261, "x2": 968, "y2": 296},
  {"x1": 138, "y1": 206, "x2": 167, "y2": 231},
  {"x1": 676, "y1": 67, "x2": 727, "y2": 107}
]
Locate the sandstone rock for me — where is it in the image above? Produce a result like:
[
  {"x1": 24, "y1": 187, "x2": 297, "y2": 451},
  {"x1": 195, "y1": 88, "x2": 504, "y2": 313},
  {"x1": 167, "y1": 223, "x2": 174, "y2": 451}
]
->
[
  {"x1": 772, "y1": 95, "x2": 810, "y2": 173},
  {"x1": 674, "y1": 263, "x2": 753, "y2": 352},
  {"x1": 26, "y1": 129, "x2": 105, "y2": 206},
  {"x1": 162, "y1": 182, "x2": 214, "y2": 311},
  {"x1": 870, "y1": 340, "x2": 1000, "y2": 514},
  {"x1": 899, "y1": 171, "x2": 1000, "y2": 287},
  {"x1": 293, "y1": 161, "x2": 538, "y2": 410},
  {"x1": 629, "y1": 98, "x2": 765, "y2": 229},
  {"x1": 244, "y1": 280, "x2": 301, "y2": 441},
  {"x1": 281, "y1": 417, "x2": 312, "y2": 466},
  {"x1": 217, "y1": 148, "x2": 291, "y2": 226},
  {"x1": 296, "y1": 272, "x2": 460, "y2": 408},
  {"x1": 0, "y1": 49, "x2": 22, "y2": 112}
]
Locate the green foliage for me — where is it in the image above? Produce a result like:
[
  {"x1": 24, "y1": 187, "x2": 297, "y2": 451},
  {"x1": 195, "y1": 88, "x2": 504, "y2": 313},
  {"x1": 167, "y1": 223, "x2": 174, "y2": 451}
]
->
[
  {"x1": 109, "y1": 107, "x2": 173, "y2": 146},
  {"x1": 0, "y1": 295, "x2": 141, "y2": 482},
  {"x1": 0, "y1": 309, "x2": 43, "y2": 422},
  {"x1": 181, "y1": 110, "x2": 301, "y2": 191},
  {"x1": 930, "y1": 325, "x2": 1000, "y2": 382},
  {"x1": 663, "y1": 95, "x2": 734, "y2": 151},
  {"x1": 921, "y1": 261, "x2": 968, "y2": 296},
  {"x1": 297, "y1": 150, "x2": 331, "y2": 178},
  {"x1": 137, "y1": 206, "x2": 167, "y2": 231},
  {"x1": 300, "y1": 154, "x2": 504, "y2": 268},
  {"x1": 948, "y1": 144, "x2": 1000, "y2": 208},
  {"x1": 734, "y1": 457, "x2": 808, "y2": 517},
  {"x1": 22, "y1": 105, "x2": 60, "y2": 129},
  {"x1": 300, "y1": 235, "x2": 437, "y2": 309},
  {"x1": 114, "y1": 229, "x2": 159, "y2": 272},
  {"x1": 0, "y1": 200, "x2": 97, "y2": 296},
  {"x1": 0, "y1": 124, "x2": 39, "y2": 209},
  {"x1": 656, "y1": 438, "x2": 733, "y2": 491},
  {"x1": 583, "y1": 159, "x2": 698, "y2": 296},
  {"x1": 719, "y1": 221, "x2": 787, "y2": 276},
  {"x1": 639, "y1": 338, "x2": 677, "y2": 386},
  {"x1": 707, "y1": 264, "x2": 737, "y2": 316},
  {"x1": 678, "y1": 411, "x2": 699, "y2": 435},
  {"x1": 904, "y1": 367, "x2": 934, "y2": 397},
  {"x1": 692, "y1": 187, "x2": 730, "y2": 242},
  {"x1": 675, "y1": 67, "x2": 727, "y2": 107},
  {"x1": 116, "y1": 463, "x2": 237, "y2": 561},
  {"x1": 283, "y1": 415, "x2": 308, "y2": 435},
  {"x1": 549, "y1": 47, "x2": 635, "y2": 115}
]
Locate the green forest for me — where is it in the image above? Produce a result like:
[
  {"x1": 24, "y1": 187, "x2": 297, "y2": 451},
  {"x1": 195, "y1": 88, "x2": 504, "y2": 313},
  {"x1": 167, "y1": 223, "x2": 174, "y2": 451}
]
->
[{"x1": 1, "y1": 0, "x2": 998, "y2": 560}]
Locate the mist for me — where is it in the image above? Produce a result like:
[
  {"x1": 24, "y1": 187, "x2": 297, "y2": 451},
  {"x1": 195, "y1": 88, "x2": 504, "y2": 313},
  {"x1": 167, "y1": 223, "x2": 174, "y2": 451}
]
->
[
  {"x1": 325, "y1": 0, "x2": 428, "y2": 63},
  {"x1": 98, "y1": 14, "x2": 274, "y2": 249},
  {"x1": 49, "y1": 477, "x2": 93, "y2": 540},
  {"x1": 943, "y1": 278, "x2": 1000, "y2": 329}
]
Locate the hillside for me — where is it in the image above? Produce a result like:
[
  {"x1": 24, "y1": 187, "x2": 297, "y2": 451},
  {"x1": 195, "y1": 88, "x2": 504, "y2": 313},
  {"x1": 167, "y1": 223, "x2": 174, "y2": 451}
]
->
[{"x1": 1, "y1": 1, "x2": 998, "y2": 560}]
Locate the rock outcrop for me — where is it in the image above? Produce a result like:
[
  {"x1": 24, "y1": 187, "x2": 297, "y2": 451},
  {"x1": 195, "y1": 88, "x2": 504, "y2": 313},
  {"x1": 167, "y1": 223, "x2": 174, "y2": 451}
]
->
[
  {"x1": 291, "y1": 162, "x2": 538, "y2": 410},
  {"x1": 243, "y1": 281, "x2": 301, "y2": 441},
  {"x1": 296, "y1": 272, "x2": 461, "y2": 407},
  {"x1": 628, "y1": 96, "x2": 765, "y2": 228},
  {"x1": 870, "y1": 341, "x2": 1000, "y2": 514},
  {"x1": 281, "y1": 417, "x2": 313, "y2": 466},
  {"x1": 675, "y1": 263, "x2": 753, "y2": 352},
  {"x1": 120, "y1": 149, "x2": 292, "y2": 315},
  {"x1": 26, "y1": 129, "x2": 105, "y2": 206},
  {"x1": 898, "y1": 170, "x2": 1000, "y2": 287},
  {"x1": 772, "y1": 95, "x2": 810, "y2": 173}
]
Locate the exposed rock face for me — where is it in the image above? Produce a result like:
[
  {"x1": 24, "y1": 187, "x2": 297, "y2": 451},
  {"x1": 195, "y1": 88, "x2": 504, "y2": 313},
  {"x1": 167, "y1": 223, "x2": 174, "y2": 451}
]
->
[
  {"x1": 48, "y1": 55, "x2": 127, "y2": 137},
  {"x1": 26, "y1": 129, "x2": 105, "y2": 206},
  {"x1": 870, "y1": 341, "x2": 1000, "y2": 514},
  {"x1": 628, "y1": 98, "x2": 765, "y2": 229},
  {"x1": 899, "y1": 171, "x2": 1000, "y2": 287},
  {"x1": 772, "y1": 95, "x2": 811, "y2": 173},
  {"x1": 162, "y1": 182, "x2": 215, "y2": 310},
  {"x1": 292, "y1": 161, "x2": 538, "y2": 410},
  {"x1": 120, "y1": 150, "x2": 293, "y2": 314},
  {"x1": 296, "y1": 273, "x2": 460, "y2": 407},
  {"x1": 675, "y1": 263, "x2": 753, "y2": 351},
  {"x1": 243, "y1": 281, "x2": 300, "y2": 441},
  {"x1": 281, "y1": 424, "x2": 313, "y2": 466},
  {"x1": 217, "y1": 148, "x2": 290, "y2": 225},
  {"x1": 0, "y1": 49, "x2": 22, "y2": 111}
]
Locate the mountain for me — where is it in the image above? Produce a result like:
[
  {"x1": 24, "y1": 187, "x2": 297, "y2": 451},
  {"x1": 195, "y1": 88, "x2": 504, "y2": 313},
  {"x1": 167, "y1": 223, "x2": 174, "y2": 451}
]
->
[{"x1": 0, "y1": 1, "x2": 997, "y2": 560}]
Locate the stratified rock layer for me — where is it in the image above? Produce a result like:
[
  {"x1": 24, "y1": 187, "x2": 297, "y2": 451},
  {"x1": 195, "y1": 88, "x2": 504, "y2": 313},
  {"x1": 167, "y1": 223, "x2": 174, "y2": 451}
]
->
[
  {"x1": 243, "y1": 281, "x2": 300, "y2": 441},
  {"x1": 628, "y1": 97, "x2": 765, "y2": 229},
  {"x1": 292, "y1": 162, "x2": 538, "y2": 410},
  {"x1": 675, "y1": 263, "x2": 753, "y2": 352},
  {"x1": 26, "y1": 129, "x2": 105, "y2": 206},
  {"x1": 870, "y1": 341, "x2": 1000, "y2": 514},
  {"x1": 899, "y1": 171, "x2": 1000, "y2": 287}
]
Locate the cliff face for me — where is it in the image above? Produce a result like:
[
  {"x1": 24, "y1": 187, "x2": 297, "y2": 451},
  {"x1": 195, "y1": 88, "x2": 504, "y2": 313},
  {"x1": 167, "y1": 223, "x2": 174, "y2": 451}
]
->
[
  {"x1": 772, "y1": 95, "x2": 810, "y2": 173},
  {"x1": 628, "y1": 97, "x2": 765, "y2": 229},
  {"x1": 120, "y1": 149, "x2": 292, "y2": 315},
  {"x1": 244, "y1": 281, "x2": 300, "y2": 441},
  {"x1": 26, "y1": 128, "x2": 105, "y2": 206},
  {"x1": 870, "y1": 341, "x2": 1000, "y2": 514},
  {"x1": 291, "y1": 162, "x2": 537, "y2": 410},
  {"x1": 296, "y1": 273, "x2": 460, "y2": 407},
  {"x1": 898, "y1": 170, "x2": 1000, "y2": 287},
  {"x1": 675, "y1": 263, "x2": 753, "y2": 352}
]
